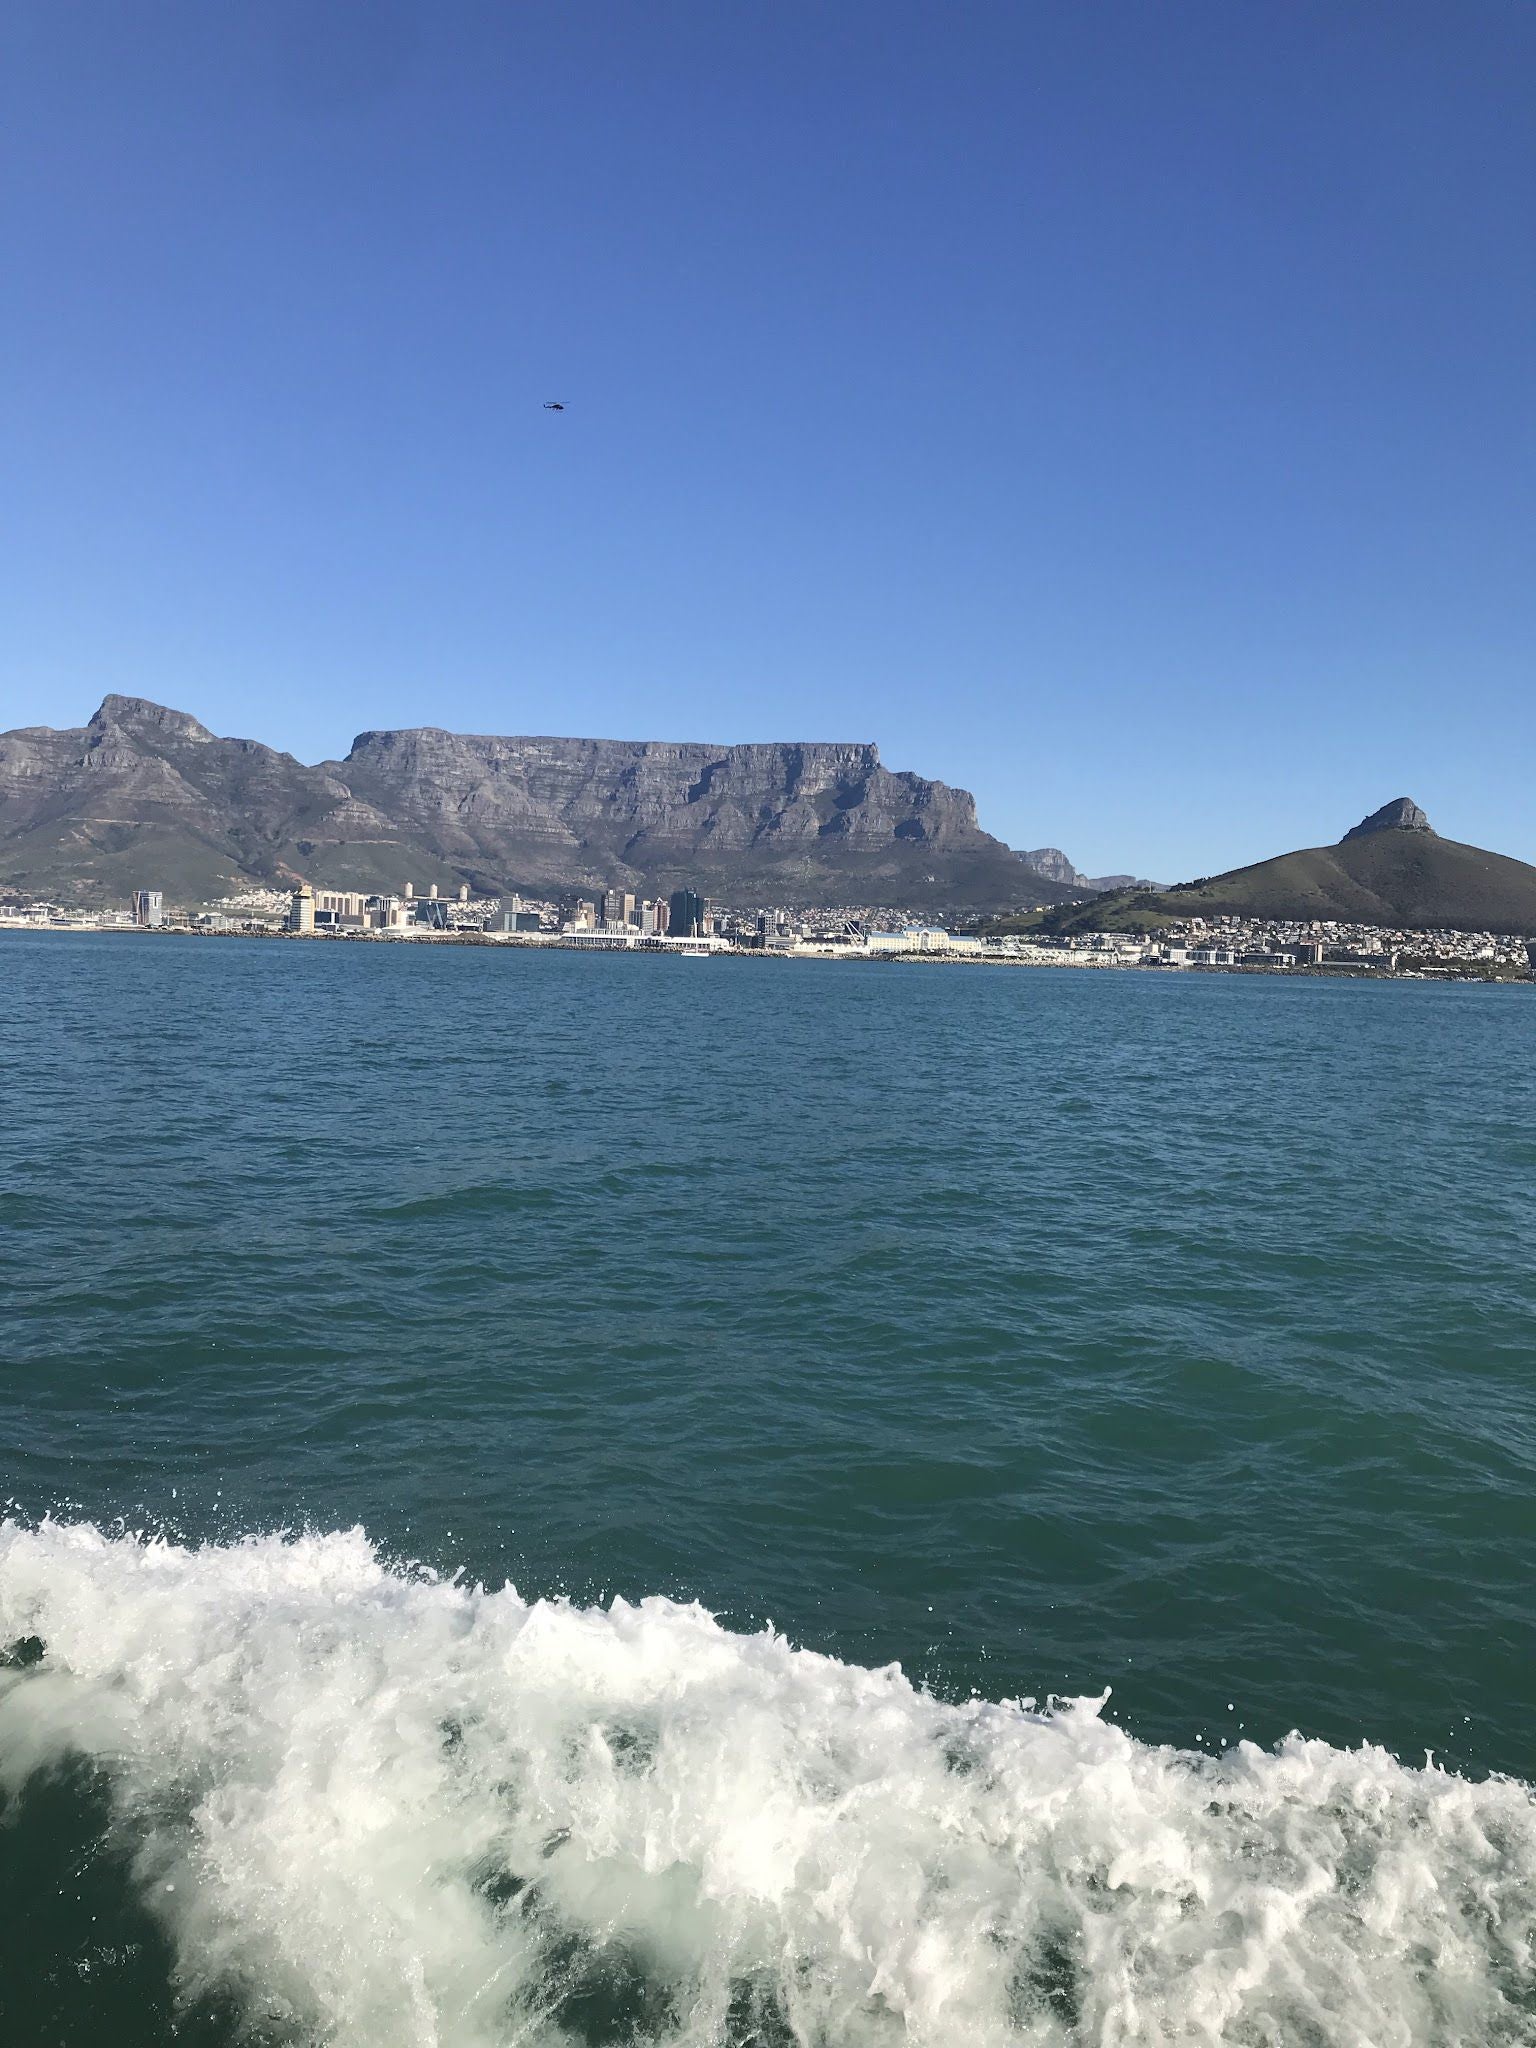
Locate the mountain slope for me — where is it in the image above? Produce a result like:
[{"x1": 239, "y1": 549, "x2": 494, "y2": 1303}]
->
[
  {"x1": 1043, "y1": 801, "x2": 1536, "y2": 936},
  {"x1": 0, "y1": 697, "x2": 1060, "y2": 910}
]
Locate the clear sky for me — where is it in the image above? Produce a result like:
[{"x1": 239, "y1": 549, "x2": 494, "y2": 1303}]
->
[{"x1": 2, "y1": 2, "x2": 1532, "y2": 879}]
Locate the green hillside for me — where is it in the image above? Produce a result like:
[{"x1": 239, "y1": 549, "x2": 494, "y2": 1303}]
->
[{"x1": 1038, "y1": 805, "x2": 1536, "y2": 938}]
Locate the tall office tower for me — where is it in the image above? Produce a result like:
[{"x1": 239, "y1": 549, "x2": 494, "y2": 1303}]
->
[
  {"x1": 668, "y1": 888, "x2": 705, "y2": 938},
  {"x1": 288, "y1": 886, "x2": 315, "y2": 933},
  {"x1": 132, "y1": 889, "x2": 163, "y2": 928}
]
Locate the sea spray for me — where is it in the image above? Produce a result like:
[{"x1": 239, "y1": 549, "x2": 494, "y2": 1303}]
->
[{"x1": 2, "y1": 1519, "x2": 1533, "y2": 2047}]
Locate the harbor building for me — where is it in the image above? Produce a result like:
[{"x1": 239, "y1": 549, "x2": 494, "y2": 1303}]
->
[
  {"x1": 131, "y1": 888, "x2": 163, "y2": 928},
  {"x1": 288, "y1": 885, "x2": 315, "y2": 933},
  {"x1": 487, "y1": 897, "x2": 543, "y2": 933},
  {"x1": 312, "y1": 889, "x2": 368, "y2": 928}
]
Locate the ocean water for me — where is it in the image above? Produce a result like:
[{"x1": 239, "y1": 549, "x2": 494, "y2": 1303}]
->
[{"x1": 1, "y1": 932, "x2": 1533, "y2": 2045}]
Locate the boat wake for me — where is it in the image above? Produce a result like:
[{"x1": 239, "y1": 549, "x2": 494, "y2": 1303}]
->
[{"x1": 2, "y1": 1519, "x2": 1533, "y2": 2045}]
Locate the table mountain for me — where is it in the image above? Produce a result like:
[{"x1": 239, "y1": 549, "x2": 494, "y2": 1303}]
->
[
  {"x1": 0, "y1": 695, "x2": 1064, "y2": 910},
  {"x1": 1041, "y1": 800, "x2": 1536, "y2": 936}
]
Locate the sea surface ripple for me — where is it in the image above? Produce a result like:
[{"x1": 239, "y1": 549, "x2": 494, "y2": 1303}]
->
[{"x1": 1, "y1": 934, "x2": 1534, "y2": 2043}]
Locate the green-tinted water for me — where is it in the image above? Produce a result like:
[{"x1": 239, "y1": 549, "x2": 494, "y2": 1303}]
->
[{"x1": 2, "y1": 934, "x2": 1533, "y2": 2044}]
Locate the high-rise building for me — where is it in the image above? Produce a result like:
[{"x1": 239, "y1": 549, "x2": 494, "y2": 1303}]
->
[
  {"x1": 600, "y1": 888, "x2": 637, "y2": 928},
  {"x1": 131, "y1": 889, "x2": 163, "y2": 928},
  {"x1": 288, "y1": 886, "x2": 315, "y2": 933},
  {"x1": 668, "y1": 888, "x2": 705, "y2": 938}
]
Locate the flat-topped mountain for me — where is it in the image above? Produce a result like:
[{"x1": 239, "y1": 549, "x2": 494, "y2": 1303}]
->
[
  {"x1": 1042, "y1": 800, "x2": 1536, "y2": 937},
  {"x1": 0, "y1": 696, "x2": 1070, "y2": 910}
]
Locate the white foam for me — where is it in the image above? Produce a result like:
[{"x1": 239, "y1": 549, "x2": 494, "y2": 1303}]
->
[{"x1": 2, "y1": 1519, "x2": 1533, "y2": 2045}]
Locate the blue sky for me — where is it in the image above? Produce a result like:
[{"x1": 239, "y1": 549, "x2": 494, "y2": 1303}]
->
[{"x1": 2, "y1": 1, "x2": 1532, "y2": 879}]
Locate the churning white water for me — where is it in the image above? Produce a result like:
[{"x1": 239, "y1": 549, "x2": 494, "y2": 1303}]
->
[{"x1": 1, "y1": 1519, "x2": 1533, "y2": 2047}]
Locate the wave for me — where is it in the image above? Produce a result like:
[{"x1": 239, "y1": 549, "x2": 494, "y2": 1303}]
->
[{"x1": 2, "y1": 1519, "x2": 1533, "y2": 2046}]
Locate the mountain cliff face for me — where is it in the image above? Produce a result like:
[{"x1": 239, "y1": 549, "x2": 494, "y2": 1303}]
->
[
  {"x1": 1016, "y1": 846, "x2": 1081, "y2": 887},
  {"x1": 0, "y1": 697, "x2": 1050, "y2": 909},
  {"x1": 1341, "y1": 797, "x2": 1432, "y2": 841},
  {"x1": 1016, "y1": 847, "x2": 1157, "y2": 894}
]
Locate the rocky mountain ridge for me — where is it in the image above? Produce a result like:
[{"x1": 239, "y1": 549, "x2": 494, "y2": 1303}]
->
[
  {"x1": 0, "y1": 696, "x2": 1070, "y2": 911},
  {"x1": 1016, "y1": 846, "x2": 1159, "y2": 894}
]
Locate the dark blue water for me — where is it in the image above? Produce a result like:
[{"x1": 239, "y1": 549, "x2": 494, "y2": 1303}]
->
[{"x1": 2, "y1": 933, "x2": 1534, "y2": 2045}]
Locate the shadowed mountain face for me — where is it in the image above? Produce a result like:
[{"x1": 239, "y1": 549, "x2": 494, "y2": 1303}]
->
[
  {"x1": 1043, "y1": 801, "x2": 1536, "y2": 937},
  {"x1": 0, "y1": 697, "x2": 1062, "y2": 910}
]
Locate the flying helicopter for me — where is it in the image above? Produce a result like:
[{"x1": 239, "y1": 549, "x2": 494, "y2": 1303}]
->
[{"x1": 543, "y1": 402, "x2": 565, "y2": 411}]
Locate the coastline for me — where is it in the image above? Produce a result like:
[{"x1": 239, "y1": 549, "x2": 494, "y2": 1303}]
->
[{"x1": 2, "y1": 920, "x2": 1529, "y2": 984}]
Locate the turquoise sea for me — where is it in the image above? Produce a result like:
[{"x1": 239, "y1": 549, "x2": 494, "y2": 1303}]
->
[{"x1": 1, "y1": 932, "x2": 1534, "y2": 2045}]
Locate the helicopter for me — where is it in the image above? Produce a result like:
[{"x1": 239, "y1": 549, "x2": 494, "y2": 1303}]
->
[{"x1": 543, "y1": 402, "x2": 565, "y2": 411}]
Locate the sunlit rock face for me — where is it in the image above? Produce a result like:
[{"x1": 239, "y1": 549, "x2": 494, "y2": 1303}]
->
[{"x1": 1342, "y1": 798, "x2": 1433, "y2": 841}]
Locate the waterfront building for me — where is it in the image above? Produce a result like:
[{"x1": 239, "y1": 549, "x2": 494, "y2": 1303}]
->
[
  {"x1": 131, "y1": 888, "x2": 163, "y2": 928},
  {"x1": 865, "y1": 926, "x2": 964, "y2": 954},
  {"x1": 312, "y1": 889, "x2": 368, "y2": 928},
  {"x1": 644, "y1": 932, "x2": 727, "y2": 955},
  {"x1": 368, "y1": 896, "x2": 411, "y2": 930},
  {"x1": 487, "y1": 902, "x2": 543, "y2": 933},
  {"x1": 288, "y1": 885, "x2": 315, "y2": 933}
]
